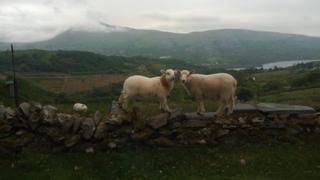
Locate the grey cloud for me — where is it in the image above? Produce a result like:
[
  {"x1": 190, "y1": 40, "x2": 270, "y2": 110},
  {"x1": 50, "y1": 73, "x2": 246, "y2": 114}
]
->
[
  {"x1": 143, "y1": 13, "x2": 221, "y2": 23},
  {"x1": 0, "y1": 0, "x2": 320, "y2": 42}
]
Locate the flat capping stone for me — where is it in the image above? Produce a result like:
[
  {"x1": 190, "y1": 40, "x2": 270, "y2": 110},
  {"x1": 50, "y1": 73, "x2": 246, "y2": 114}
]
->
[
  {"x1": 184, "y1": 112, "x2": 216, "y2": 120},
  {"x1": 256, "y1": 103, "x2": 315, "y2": 114},
  {"x1": 233, "y1": 103, "x2": 258, "y2": 113}
]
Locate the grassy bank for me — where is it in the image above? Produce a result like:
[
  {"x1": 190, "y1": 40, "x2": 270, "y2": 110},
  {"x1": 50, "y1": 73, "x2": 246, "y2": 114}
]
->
[{"x1": 1, "y1": 142, "x2": 320, "y2": 179}]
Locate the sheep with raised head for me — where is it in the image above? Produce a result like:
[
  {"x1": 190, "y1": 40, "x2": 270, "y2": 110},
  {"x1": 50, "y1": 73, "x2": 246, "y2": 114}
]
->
[
  {"x1": 180, "y1": 70, "x2": 237, "y2": 116},
  {"x1": 73, "y1": 103, "x2": 88, "y2": 113},
  {"x1": 118, "y1": 69, "x2": 177, "y2": 112}
]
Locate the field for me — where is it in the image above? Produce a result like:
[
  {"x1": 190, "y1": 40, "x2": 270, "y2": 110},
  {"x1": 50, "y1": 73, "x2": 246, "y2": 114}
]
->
[
  {"x1": 20, "y1": 73, "x2": 127, "y2": 93},
  {"x1": 1, "y1": 141, "x2": 320, "y2": 180},
  {"x1": 1, "y1": 51, "x2": 320, "y2": 180},
  {"x1": 256, "y1": 88, "x2": 320, "y2": 109}
]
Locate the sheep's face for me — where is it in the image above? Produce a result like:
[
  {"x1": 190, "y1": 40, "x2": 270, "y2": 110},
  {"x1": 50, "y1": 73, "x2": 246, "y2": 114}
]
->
[
  {"x1": 180, "y1": 70, "x2": 192, "y2": 83},
  {"x1": 161, "y1": 69, "x2": 177, "y2": 82}
]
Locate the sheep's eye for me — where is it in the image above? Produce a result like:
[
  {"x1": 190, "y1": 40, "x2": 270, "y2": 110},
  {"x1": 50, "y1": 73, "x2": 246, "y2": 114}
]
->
[{"x1": 166, "y1": 72, "x2": 170, "y2": 75}]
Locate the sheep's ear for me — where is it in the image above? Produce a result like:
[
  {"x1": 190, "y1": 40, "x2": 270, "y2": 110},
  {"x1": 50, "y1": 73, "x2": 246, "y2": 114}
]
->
[
  {"x1": 189, "y1": 70, "x2": 195, "y2": 75},
  {"x1": 160, "y1": 69, "x2": 165, "y2": 74}
]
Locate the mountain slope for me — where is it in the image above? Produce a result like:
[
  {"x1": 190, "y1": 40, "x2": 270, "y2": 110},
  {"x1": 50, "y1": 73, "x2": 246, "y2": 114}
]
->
[{"x1": 1, "y1": 28, "x2": 320, "y2": 68}]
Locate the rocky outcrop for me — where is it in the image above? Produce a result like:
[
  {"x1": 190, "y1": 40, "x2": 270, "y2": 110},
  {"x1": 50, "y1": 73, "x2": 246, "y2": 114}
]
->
[{"x1": 0, "y1": 102, "x2": 319, "y2": 155}]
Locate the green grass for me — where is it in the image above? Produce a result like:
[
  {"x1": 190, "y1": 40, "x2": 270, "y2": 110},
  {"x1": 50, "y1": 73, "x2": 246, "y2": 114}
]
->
[
  {"x1": 256, "y1": 87, "x2": 320, "y2": 108},
  {"x1": 1, "y1": 142, "x2": 320, "y2": 180},
  {"x1": 253, "y1": 69, "x2": 291, "y2": 84}
]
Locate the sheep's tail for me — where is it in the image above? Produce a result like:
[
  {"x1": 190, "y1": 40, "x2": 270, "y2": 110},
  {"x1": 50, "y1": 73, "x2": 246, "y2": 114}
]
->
[{"x1": 233, "y1": 79, "x2": 237, "y2": 88}]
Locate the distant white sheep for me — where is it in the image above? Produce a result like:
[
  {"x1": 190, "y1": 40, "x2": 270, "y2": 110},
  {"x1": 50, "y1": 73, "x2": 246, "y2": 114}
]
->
[
  {"x1": 118, "y1": 69, "x2": 177, "y2": 112},
  {"x1": 180, "y1": 70, "x2": 237, "y2": 116},
  {"x1": 73, "y1": 103, "x2": 88, "y2": 113}
]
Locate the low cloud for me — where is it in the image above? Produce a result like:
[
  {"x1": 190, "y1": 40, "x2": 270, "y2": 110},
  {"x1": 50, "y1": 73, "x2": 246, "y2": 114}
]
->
[{"x1": 0, "y1": 0, "x2": 320, "y2": 42}]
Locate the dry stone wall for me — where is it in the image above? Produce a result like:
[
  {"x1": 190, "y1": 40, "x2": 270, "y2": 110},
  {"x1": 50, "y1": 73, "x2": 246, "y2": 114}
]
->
[{"x1": 0, "y1": 101, "x2": 319, "y2": 155}]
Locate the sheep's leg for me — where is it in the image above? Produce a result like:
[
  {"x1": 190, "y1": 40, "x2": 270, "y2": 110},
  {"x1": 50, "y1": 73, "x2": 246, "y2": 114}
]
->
[
  {"x1": 160, "y1": 97, "x2": 171, "y2": 113},
  {"x1": 159, "y1": 102, "x2": 163, "y2": 111},
  {"x1": 216, "y1": 103, "x2": 226, "y2": 116},
  {"x1": 227, "y1": 96, "x2": 235, "y2": 115},
  {"x1": 197, "y1": 99, "x2": 206, "y2": 115},
  {"x1": 164, "y1": 98, "x2": 171, "y2": 113},
  {"x1": 159, "y1": 98, "x2": 165, "y2": 111}
]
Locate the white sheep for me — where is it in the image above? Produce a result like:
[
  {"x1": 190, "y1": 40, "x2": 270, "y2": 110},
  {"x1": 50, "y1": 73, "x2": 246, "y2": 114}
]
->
[
  {"x1": 180, "y1": 70, "x2": 237, "y2": 116},
  {"x1": 118, "y1": 69, "x2": 177, "y2": 112},
  {"x1": 73, "y1": 103, "x2": 88, "y2": 113}
]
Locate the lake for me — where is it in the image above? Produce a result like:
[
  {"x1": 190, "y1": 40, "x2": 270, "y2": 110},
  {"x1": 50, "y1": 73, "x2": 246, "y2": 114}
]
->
[
  {"x1": 260, "y1": 59, "x2": 320, "y2": 69},
  {"x1": 230, "y1": 59, "x2": 320, "y2": 71}
]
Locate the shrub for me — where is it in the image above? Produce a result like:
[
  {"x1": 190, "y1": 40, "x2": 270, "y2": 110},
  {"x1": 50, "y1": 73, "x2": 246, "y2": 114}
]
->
[{"x1": 237, "y1": 87, "x2": 255, "y2": 101}]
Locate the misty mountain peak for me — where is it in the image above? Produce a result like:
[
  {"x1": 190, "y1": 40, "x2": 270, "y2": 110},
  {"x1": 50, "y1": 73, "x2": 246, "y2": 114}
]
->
[{"x1": 70, "y1": 22, "x2": 133, "y2": 33}]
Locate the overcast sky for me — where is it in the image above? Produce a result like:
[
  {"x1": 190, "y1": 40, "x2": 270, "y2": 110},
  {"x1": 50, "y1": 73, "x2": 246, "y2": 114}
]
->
[{"x1": 1, "y1": 0, "x2": 320, "y2": 42}]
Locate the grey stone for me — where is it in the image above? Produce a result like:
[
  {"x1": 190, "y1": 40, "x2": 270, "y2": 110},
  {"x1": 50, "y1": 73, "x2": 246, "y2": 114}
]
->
[
  {"x1": 184, "y1": 112, "x2": 215, "y2": 120},
  {"x1": 198, "y1": 128, "x2": 212, "y2": 136},
  {"x1": 85, "y1": 147, "x2": 95, "y2": 154},
  {"x1": 197, "y1": 139, "x2": 207, "y2": 144},
  {"x1": 32, "y1": 102, "x2": 42, "y2": 109},
  {"x1": 37, "y1": 126, "x2": 49, "y2": 134},
  {"x1": 216, "y1": 129, "x2": 230, "y2": 138},
  {"x1": 168, "y1": 108, "x2": 185, "y2": 121},
  {"x1": 2, "y1": 132, "x2": 34, "y2": 148},
  {"x1": 159, "y1": 128, "x2": 172, "y2": 136},
  {"x1": 0, "y1": 123, "x2": 12, "y2": 133},
  {"x1": 19, "y1": 102, "x2": 31, "y2": 117},
  {"x1": 152, "y1": 136, "x2": 175, "y2": 146},
  {"x1": 297, "y1": 113, "x2": 317, "y2": 119},
  {"x1": 314, "y1": 127, "x2": 320, "y2": 134},
  {"x1": 266, "y1": 113, "x2": 278, "y2": 120},
  {"x1": 107, "y1": 100, "x2": 130, "y2": 125},
  {"x1": 148, "y1": 113, "x2": 169, "y2": 129},
  {"x1": 278, "y1": 113, "x2": 291, "y2": 120},
  {"x1": 184, "y1": 119, "x2": 209, "y2": 128},
  {"x1": 233, "y1": 103, "x2": 258, "y2": 113},
  {"x1": 108, "y1": 142, "x2": 117, "y2": 149},
  {"x1": 47, "y1": 127, "x2": 66, "y2": 143},
  {"x1": 171, "y1": 122, "x2": 182, "y2": 129},
  {"x1": 132, "y1": 128, "x2": 154, "y2": 140},
  {"x1": 64, "y1": 135, "x2": 81, "y2": 148},
  {"x1": 222, "y1": 124, "x2": 238, "y2": 129},
  {"x1": 5, "y1": 107, "x2": 15, "y2": 120},
  {"x1": 93, "y1": 111, "x2": 102, "y2": 126},
  {"x1": 81, "y1": 118, "x2": 96, "y2": 140},
  {"x1": 72, "y1": 116, "x2": 84, "y2": 133},
  {"x1": 42, "y1": 105, "x2": 58, "y2": 124},
  {"x1": 257, "y1": 103, "x2": 315, "y2": 114},
  {"x1": 57, "y1": 113, "x2": 74, "y2": 132},
  {"x1": 251, "y1": 116, "x2": 265, "y2": 123},
  {"x1": 0, "y1": 105, "x2": 6, "y2": 121},
  {"x1": 238, "y1": 117, "x2": 246, "y2": 124},
  {"x1": 15, "y1": 130, "x2": 26, "y2": 136},
  {"x1": 288, "y1": 126, "x2": 303, "y2": 135},
  {"x1": 94, "y1": 122, "x2": 108, "y2": 139},
  {"x1": 265, "y1": 121, "x2": 287, "y2": 129}
]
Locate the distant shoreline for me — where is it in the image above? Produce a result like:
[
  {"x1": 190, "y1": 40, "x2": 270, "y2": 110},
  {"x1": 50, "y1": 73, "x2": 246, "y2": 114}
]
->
[{"x1": 230, "y1": 59, "x2": 320, "y2": 71}]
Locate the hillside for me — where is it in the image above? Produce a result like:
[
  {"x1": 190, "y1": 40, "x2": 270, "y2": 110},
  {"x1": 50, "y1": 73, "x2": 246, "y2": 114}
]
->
[
  {"x1": 0, "y1": 50, "x2": 207, "y2": 74},
  {"x1": 1, "y1": 28, "x2": 320, "y2": 67}
]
